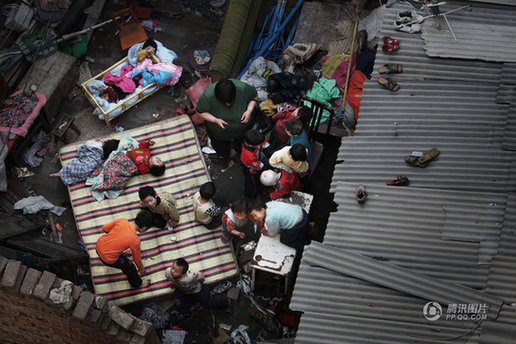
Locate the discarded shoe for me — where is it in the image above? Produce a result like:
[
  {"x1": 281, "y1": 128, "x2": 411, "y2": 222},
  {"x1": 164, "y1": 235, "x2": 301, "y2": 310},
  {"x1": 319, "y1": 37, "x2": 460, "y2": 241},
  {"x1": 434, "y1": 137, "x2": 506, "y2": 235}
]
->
[
  {"x1": 417, "y1": 147, "x2": 440, "y2": 167},
  {"x1": 377, "y1": 77, "x2": 400, "y2": 92},
  {"x1": 356, "y1": 185, "x2": 367, "y2": 203},
  {"x1": 404, "y1": 155, "x2": 419, "y2": 166},
  {"x1": 394, "y1": 10, "x2": 423, "y2": 33},
  {"x1": 387, "y1": 176, "x2": 409, "y2": 186},
  {"x1": 379, "y1": 64, "x2": 403, "y2": 74}
]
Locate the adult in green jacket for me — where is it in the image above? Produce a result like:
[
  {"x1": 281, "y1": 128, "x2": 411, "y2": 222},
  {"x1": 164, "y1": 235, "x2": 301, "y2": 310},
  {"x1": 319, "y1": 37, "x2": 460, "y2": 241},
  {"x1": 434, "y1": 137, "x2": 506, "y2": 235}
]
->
[{"x1": 196, "y1": 79, "x2": 258, "y2": 166}]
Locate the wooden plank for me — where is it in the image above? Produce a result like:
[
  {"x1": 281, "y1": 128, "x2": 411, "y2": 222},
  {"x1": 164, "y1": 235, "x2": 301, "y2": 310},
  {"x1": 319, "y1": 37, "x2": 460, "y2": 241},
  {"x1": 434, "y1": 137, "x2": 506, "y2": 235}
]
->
[
  {"x1": 5, "y1": 237, "x2": 88, "y2": 264},
  {"x1": 0, "y1": 214, "x2": 40, "y2": 241}
]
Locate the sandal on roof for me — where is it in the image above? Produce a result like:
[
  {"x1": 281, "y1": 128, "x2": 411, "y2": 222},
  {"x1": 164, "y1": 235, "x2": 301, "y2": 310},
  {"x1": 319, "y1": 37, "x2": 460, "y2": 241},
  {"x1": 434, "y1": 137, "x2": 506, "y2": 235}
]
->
[
  {"x1": 417, "y1": 147, "x2": 440, "y2": 167},
  {"x1": 387, "y1": 176, "x2": 409, "y2": 186},
  {"x1": 377, "y1": 77, "x2": 400, "y2": 92},
  {"x1": 379, "y1": 64, "x2": 403, "y2": 74},
  {"x1": 405, "y1": 155, "x2": 419, "y2": 166}
]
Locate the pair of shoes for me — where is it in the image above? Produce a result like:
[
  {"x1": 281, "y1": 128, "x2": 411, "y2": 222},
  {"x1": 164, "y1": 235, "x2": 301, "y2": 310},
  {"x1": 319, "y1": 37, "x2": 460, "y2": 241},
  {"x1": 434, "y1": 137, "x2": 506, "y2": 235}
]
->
[
  {"x1": 387, "y1": 175, "x2": 409, "y2": 186},
  {"x1": 377, "y1": 77, "x2": 400, "y2": 92},
  {"x1": 394, "y1": 10, "x2": 423, "y2": 33},
  {"x1": 355, "y1": 185, "x2": 367, "y2": 203},
  {"x1": 405, "y1": 148, "x2": 440, "y2": 167},
  {"x1": 379, "y1": 64, "x2": 403, "y2": 74},
  {"x1": 382, "y1": 36, "x2": 399, "y2": 53}
]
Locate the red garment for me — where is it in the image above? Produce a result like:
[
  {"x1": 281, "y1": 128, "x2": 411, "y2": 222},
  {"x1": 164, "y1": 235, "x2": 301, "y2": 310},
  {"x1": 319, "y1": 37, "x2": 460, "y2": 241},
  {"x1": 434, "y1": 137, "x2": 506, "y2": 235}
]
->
[
  {"x1": 240, "y1": 141, "x2": 268, "y2": 174},
  {"x1": 127, "y1": 141, "x2": 151, "y2": 175},
  {"x1": 103, "y1": 65, "x2": 135, "y2": 93},
  {"x1": 346, "y1": 70, "x2": 367, "y2": 120},
  {"x1": 272, "y1": 107, "x2": 296, "y2": 143},
  {"x1": 270, "y1": 170, "x2": 302, "y2": 200}
]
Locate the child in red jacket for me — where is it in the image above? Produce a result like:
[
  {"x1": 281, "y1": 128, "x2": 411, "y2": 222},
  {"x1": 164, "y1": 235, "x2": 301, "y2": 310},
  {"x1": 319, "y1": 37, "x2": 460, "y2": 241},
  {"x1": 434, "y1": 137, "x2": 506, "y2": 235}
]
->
[
  {"x1": 128, "y1": 140, "x2": 166, "y2": 176},
  {"x1": 240, "y1": 129, "x2": 271, "y2": 199},
  {"x1": 260, "y1": 169, "x2": 302, "y2": 200}
]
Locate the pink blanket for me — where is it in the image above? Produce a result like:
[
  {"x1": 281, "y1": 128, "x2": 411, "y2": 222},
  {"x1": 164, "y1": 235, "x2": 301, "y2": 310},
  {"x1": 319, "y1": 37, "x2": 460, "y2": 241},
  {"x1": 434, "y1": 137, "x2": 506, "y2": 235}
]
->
[{"x1": 103, "y1": 65, "x2": 136, "y2": 93}]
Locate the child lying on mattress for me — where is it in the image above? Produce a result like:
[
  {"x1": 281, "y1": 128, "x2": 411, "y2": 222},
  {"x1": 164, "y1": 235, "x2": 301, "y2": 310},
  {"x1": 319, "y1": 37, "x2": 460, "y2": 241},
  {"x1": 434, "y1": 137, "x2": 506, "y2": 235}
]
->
[
  {"x1": 50, "y1": 139, "x2": 119, "y2": 185},
  {"x1": 86, "y1": 134, "x2": 166, "y2": 202}
]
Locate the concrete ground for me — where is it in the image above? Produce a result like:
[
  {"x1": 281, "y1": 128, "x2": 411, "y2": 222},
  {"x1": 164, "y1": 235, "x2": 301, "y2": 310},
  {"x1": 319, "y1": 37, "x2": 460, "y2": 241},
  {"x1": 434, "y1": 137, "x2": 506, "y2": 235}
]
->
[{"x1": 4, "y1": 1, "x2": 343, "y2": 342}]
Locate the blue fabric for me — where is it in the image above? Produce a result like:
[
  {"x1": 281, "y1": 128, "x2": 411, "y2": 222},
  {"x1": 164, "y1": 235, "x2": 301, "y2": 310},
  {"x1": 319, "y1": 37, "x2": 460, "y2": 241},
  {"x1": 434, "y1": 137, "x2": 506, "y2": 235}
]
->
[
  {"x1": 264, "y1": 201, "x2": 303, "y2": 236},
  {"x1": 60, "y1": 144, "x2": 103, "y2": 185},
  {"x1": 288, "y1": 130, "x2": 311, "y2": 161}
]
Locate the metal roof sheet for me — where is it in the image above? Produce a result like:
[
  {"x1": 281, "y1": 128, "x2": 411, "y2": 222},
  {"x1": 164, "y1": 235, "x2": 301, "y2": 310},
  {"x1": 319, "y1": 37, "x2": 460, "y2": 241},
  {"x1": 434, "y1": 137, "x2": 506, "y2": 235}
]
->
[
  {"x1": 292, "y1": 1, "x2": 516, "y2": 342},
  {"x1": 486, "y1": 194, "x2": 516, "y2": 302},
  {"x1": 357, "y1": 80, "x2": 509, "y2": 140},
  {"x1": 324, "y1": 182, "x2": 506, "y2": 287},
  {"x1": 330, "y1": 137, "x2": 516, "y2": 194},
  {"x1": 372, "y1": 3, "x2": 502, "y2": 84},
  {"x1": 291, "y1": 265, "x2": 481, "y2": 344},
  {"x1": 496, "y1": 63, "x2": 516, "y2": 104},
  {"x1": 420, "y1": 3, "x2": 516, "y2": 63},
  {"x1": 301, "y1": 242, "x2": 504, "y2": 318},
  {"x1": 502, "y1": 100, "x2": 516, "y2": 150}
]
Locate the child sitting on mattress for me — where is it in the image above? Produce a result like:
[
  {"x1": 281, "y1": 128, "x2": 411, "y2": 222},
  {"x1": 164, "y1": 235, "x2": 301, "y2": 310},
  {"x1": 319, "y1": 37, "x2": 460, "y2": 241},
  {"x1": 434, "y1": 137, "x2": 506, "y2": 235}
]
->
[
  {"x1": 138, "y1": 186, "x2": 180, "y2": 229},
  {"x1": 192, "y1": 181, "x2": 222, "y2": 230}
]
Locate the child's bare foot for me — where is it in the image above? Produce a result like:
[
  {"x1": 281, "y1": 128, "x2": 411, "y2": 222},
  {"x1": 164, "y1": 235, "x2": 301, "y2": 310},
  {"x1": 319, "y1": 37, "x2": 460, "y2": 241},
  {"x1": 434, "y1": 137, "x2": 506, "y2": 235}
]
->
[
  {"x1": 49, "y1": 172, "x2": 60, "y2": 178},
  {"x1": 141, "y1": 278, "x2": 151, "y2": 288}
]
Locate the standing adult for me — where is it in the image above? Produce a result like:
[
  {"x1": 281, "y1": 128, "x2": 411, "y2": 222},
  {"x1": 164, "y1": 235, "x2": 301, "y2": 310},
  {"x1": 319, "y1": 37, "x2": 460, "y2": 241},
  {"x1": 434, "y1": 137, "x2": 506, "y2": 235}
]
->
[
  {"x1": 196, "y1": 79, "x2": 258, "y2": 168},
  {"x1": 96, "y1": 211, "x2": 154, "y2": 288}
]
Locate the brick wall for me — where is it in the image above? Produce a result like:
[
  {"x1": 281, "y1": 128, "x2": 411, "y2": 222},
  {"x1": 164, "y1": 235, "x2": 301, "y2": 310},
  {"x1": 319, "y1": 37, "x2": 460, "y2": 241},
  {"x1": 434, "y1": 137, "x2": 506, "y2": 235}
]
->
[{"x1": 0, "y1": 256, "x2": 159, "y2": 344}]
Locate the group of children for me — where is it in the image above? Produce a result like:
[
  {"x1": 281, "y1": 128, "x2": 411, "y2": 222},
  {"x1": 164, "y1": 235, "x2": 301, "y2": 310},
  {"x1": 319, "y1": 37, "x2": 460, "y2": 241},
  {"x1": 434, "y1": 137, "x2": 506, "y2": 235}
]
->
[
  {"x1": 239, "y1": 105, "x2": 313, "y2": 200},
  {"x1": 190, "y1": 105, "x2": 316, "y2": 251},
  {"x1": 65, "y1": 104, "x2": 315, "y2": 319}
]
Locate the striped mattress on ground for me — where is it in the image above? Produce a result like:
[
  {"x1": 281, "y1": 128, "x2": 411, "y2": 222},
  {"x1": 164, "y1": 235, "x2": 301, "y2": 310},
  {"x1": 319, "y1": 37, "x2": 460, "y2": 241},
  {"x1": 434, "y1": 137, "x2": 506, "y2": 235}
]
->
[{"x1": 59, "y1": 115, "x2": 238, "y2": 306}]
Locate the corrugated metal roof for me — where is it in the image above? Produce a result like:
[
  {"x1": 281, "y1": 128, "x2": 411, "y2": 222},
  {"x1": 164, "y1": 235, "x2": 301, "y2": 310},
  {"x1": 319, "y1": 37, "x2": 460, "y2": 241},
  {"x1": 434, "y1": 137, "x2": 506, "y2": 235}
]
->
[
  {"x1": 468, "y1": 0, "x2": 516, "y2": 6},
  {"x1": 502, "y1": 100, "x2": 516, "y2": 150},
  {"x1": 301, "y1": 242, "x2": 504, "y2": 317},
  {"x1": 291, "y1": 265, "x2": 481, "y2": 344},
  {"x1": 324, "y1": 182, "x2": 506, "y2": 287},
  {"x1": 496, "y1": 63, "x2": 516, "y2": 104},
  {"x1": 486, "y1": 194, "x2": 516, "y2": 301},
  {"x1": 357, "y1": 80, "x2": 509, "y2": 140},
  {"x1": 420, "y1": 4, "x2": 516, "y2": 63},
  {"x1": 371, "y1": 3, "x2": 502, "y2": 84},
  {"x1": 500, "y1": 63, "x2": 516, "y2": 86},
  {"x1": 292, "y1": 0, "x2": 516, "y2": 342},
  {"x1": 330, "y1": 136, "x2": 515, "y2": 194}
]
